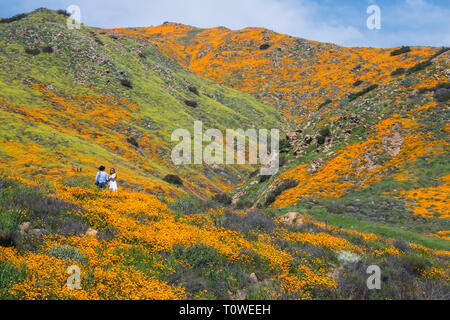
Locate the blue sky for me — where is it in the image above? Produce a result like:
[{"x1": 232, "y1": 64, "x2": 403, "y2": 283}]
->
[{"x1": 1, "y1": 0, "x2": 449, "y2": 47}]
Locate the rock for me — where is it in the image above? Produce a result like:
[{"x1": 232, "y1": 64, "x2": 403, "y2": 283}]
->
[
  {"x1": 249, "y1": 273, "x2": 258, "y2": 283},
  {"x1": 18, "y1": 222, "x2": 31, "y2": 233},
  {"x1": 281, "y1": 212, "x2": 304, "y2": 226},
  {"x1": 28, "y1": 229, "x2": 48, "y2": 237},
  {"x1": 86, "y1": 228, "x2": 98, "y2": 238}
]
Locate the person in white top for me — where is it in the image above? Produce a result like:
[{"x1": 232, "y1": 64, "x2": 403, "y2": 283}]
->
[{"x1": 108, "y1": 168, "x2": 118, "y2": 192}]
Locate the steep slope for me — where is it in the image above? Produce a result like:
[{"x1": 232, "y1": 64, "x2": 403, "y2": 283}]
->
[
  {"x1": 0, "y1": 9, "x2": 282, "y2": 197},
  {"x1": 106, "y1": 23, "x2": 439, "y2": 123}
]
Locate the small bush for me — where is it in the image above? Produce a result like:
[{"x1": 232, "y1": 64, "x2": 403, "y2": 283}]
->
[
  {"x1": 407, "y1": 61, "x2": 432, "y2": 74},
  {"x1": 401, "y1": 254, "x2": 432, "y2": 275},
  {"x1": 353, "y1": 80, "x2": 363, "y2": 87},
  {"x1": 434, "y1": 88, "x2": 450, "y2": 102},
  {"x1": 259, "y1": 174, "x2": 271, "y2": 183},
  {"x1": 163, "y1": 174, "x2": 183, "y2": 186},
  {"x1": 279, "y1": 155, "x2": 288, "y2": 167},
  {"x1": 265, "y1": 179, "x2": 298, "y2": 206},
  {"x1": 390, "y1": 46, "x2": 411, "y2": 56},
  {"x1": 188, "y1": 86, "x2": 199, "y2": 96},
  {"x1": 279, "y1": 139, "x2": 291, "y2": 153},
  {"x1": 42, "y1": 46, "x2": 54, "y2": 53},
  {"x1": 318, "y1": 99, "x2": 332, "y2": 109},
  {"x1": 259, "y1": 44, "x2": 271, "y2": 50},
  {"x1": 235, "y1": 198, "x2": 253, "y2": 209},
  {"x1": 348, "y1": 84, "x2": 378, "y2": 101},
  {"x1": 48, "y1": 246, "x2": 87, "y2": 264},
  {"x1": 0, "y1": 231, "x2": 19, "y2": 248},
  {"x1": 393, "y1": 240, "x2": 410, "y2": 253},
  {"x1": 172, "y1": 244, "x2": 223, "y2": 268},
  {"x1": 25, "y1": 48, "x2": 40, "y2": 56},
  {"x1": 126, "y1": 136, "x2": 139, "y2": 148},
  {"x1": 120, "y1": 78, "x2": 133, "y2": 89},
  {"x1": 184, "y1": 100, "x2": 198, "y2": 108},
  {"x1": 319, "y1": 127, "x2": 331, "y2": 137},
  {"x1": 391, "y1": 68, "x2": 405, "y2": 76},
  {"x1": 212, "y1": 193, "x2": 232, "y2": 206},
  {"x1": 222, "y1": 210, "x2": 275, "y2": 234},
  {"x1": 316, "y1": 135, "x2": 326, "y2": 145},
  {"x1": 0, "y1": 13, "x2": 28, "y2": 24},
  {"x1": 169, "y1": 197, "x2": 201, "y2": 215},
  {"x1": 57, "y1": 9, "x2": 71, "y2": 17}
]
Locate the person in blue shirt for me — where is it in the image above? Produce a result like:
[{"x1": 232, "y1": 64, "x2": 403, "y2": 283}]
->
[{"x1": 95, "y1": 166, "x2": 109, "y2": 189}]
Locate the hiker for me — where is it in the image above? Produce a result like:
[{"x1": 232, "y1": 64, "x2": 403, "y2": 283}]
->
[
  {"x1": 95, "y1": 166, "x2": 109, "y2": 189},
  {"x1": 109, "y1": 168, "x2": 118, "y2": 192}
]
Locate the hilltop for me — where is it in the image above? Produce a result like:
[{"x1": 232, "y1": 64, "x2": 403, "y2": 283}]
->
[{"x1": 0, "y1": 9, "x2": 448, "y2": 300}]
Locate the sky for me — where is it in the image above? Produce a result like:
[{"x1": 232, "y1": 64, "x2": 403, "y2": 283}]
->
[{"x1": 0, "y1": 0, "x2": 449, "y2": 48}]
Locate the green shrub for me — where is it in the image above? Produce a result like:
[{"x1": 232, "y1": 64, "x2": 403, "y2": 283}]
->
[
  {"x1": 407, "y1": 61, "x2": 432, "y2": 74},
  {"x1": 25, "y1": 48, "x2": 40, "y2": 56},
  {"x1": 163, "y1": 174, "x2": 183, "y2": 186},
  {"x1": 212, "y1": 193, "x2": 232, "y2": 205},
  {"x1": 120, "y1": 78, "x2": 133, "y2": 88},
  {"x1": 56, "y1": 9, "x2": 71, "y2": 17},
  {"x1": 0, "y1": 210, "x2": 22, "y2": 233},
  {"x1": 348, "y1": 84, "x2": 379, "y2": 101},
  {"x1": 172, "y1": 244, "x2": 223, "y2": 268},
  {"x1": 390, "y1": 46, "x2": 411, "y2": 56},
  {"x1": 42, "y1": 46, "x2": 54, "y2": 53},
  {"x1": 126, "y1": 136, "x2": 139, "y2": 147},
  {"x1": 169, "y1": 197, "x2": 201, "y2": 215},
  {"x1": 318, "y1": 99, "x2": 332, "y2": 109},
  {"x1": 184, "y1": 99, "x2": 198, "y2": 108},
  {"x1": 188, "y1": 86, "x2": 200, "y2": 95},
  {"x1": 48, "y1": 246, "x2": 87, "y2": 264},
  {"x1": 236, "y1": 198, "x2": 253, "y2": 209},
  {"x1": 0, "y1": 13, "x2": 28, "y2": 24},
  {"x1": 319, "y1": 127, "x2": 331, "y2": 137}
]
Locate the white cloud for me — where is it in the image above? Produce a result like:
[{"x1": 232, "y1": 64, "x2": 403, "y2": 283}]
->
[{"x1": 14, "y1": 0, "x2": 450, "y2": 47}]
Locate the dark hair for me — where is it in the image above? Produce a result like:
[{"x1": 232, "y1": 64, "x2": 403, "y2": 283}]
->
[
  {"x1": 110, "y1": 168, "x2": 116, "y2": 174},
  {"x1": 99, "y1": 166, "x2": 106, "y2": 171}
]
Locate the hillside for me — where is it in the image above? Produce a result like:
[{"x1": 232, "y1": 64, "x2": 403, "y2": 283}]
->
[
  {"x1": 0, "y1": 9, "x2": 448, "y2": 300},
  {"x1": 108, "y1": 23, "x2": 450, "y2": 242},
  {"x1": 106, "y1": 23, "x2": 440, "y2": 123}
]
